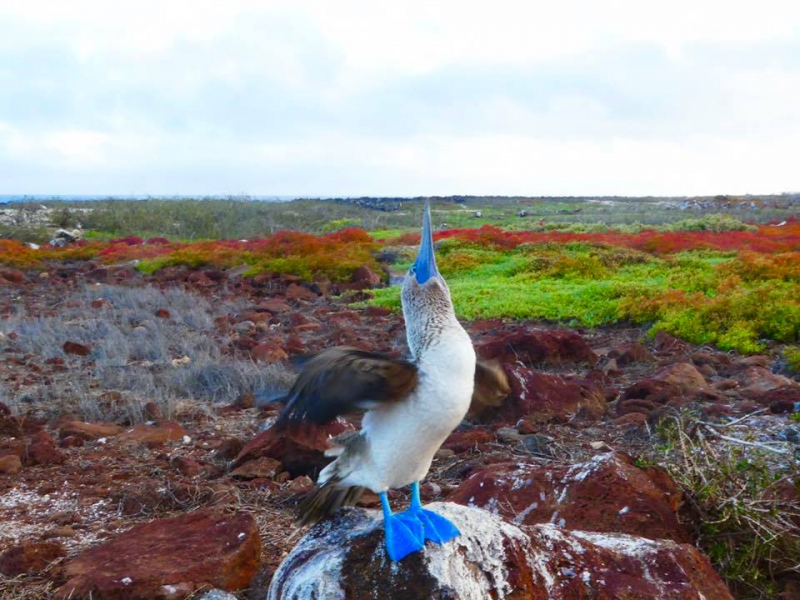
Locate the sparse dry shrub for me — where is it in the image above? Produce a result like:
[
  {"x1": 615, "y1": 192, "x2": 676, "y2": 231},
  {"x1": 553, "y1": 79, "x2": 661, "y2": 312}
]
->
[
  {"x1": 655, "y1": 412, "x2": 800, "y2": 599},
  {"x1": 0, "y1": 285, "x2": 292, "y2": 423}
]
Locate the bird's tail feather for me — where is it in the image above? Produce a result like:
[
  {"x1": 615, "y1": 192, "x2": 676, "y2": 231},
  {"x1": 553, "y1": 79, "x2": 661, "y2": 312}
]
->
[{"x1": 297, "y1": 484, "x2": 365, "y2": 527}]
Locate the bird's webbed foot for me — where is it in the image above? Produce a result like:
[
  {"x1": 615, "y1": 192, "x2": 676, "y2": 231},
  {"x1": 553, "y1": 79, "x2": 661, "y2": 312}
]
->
[
  {"x1": 381, "y1": 493, "x2": 424, "y2": 561},
  {"x1": 398, "y1": 481, "x2": 461, "y2": 544},
  {"x1": 409, "y1": 506, "x2": 460, "y2": 544}
]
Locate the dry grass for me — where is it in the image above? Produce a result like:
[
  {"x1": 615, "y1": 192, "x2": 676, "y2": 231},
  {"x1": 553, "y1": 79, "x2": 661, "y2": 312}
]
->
[
  {"x1": 656, "y1": 410, "x2": 800, "y2": 599},
  {"x1": 0, "y1": 284, "x2": 292, "y2": 423}
]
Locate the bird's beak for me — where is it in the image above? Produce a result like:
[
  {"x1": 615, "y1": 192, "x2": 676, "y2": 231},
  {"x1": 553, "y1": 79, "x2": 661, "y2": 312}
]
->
[{"x1": 413, "y1": 199, "x2": 438, "y2": 284}]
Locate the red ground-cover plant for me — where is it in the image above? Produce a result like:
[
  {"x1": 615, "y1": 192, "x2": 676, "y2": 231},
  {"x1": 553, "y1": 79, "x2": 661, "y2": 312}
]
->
[{"x1": 390, "y1": 220, "x2": 800, "y2": 254}]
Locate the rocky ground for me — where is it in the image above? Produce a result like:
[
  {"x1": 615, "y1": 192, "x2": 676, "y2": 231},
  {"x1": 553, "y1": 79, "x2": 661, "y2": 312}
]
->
[{"x1": 1, "y1": 261, "x2": 799, "y2": 599}]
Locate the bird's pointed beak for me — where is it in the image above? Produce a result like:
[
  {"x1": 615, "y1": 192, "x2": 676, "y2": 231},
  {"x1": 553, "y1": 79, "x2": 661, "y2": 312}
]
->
[{"x1": 413, "y1": 200, "x2": 438, "y2": 284}]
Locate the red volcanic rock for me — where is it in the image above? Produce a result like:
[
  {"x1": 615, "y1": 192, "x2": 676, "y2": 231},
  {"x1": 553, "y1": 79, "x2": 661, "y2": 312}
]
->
[
  {"x1": 767, "y1": 386, "x2": 800, "y2": 413},
  {"x1": 0, "y1": 454, "x2": 22, "y2": 475},
  {"x1": 155, "y1": 308, "x2": 171, "y2": 319},
  {"x1": 475, "y1": 328, "x2": 598, "y2": 366},
  {"x1": 653, "y1": 330, "x2": 688, "y2": 352},
  {"x1": 90, "y1": 298, "x2": 112, "y2": 309},
  {"x1": 55, "y1": 510, "x2": 260, "y2": 599},
  {"x1": 735, "y1": 366, "x2": 798, "y2": 397},
  {"x1": 268, "y1": 502, "x2": 731, "y2": 600},
  {"x1": 448, "y1": 452, "x2": 689, "y2": 543},
  {"x1": 63, "y1": 341, "x2": 91, "y2": 356},
  {"x1": 0, "y1": 541, "x2": 65, "y2": 576},
  {"x1": 118, "y1": 421, "x2": 187, "y2": 446},
  {"x1": 350, "y1": 265, "x2": 383, "y2": 287},
  {"x1": 286, "y1": 283, "x2": 318, "y2": 302},
  {"x1": 0, "y1": 267, "x2": 25, "y2": 284},
  {"x1": 0, "y1": 406, "x2": 22, "y2": 437},
  {"x1": 442, "y1": 428, "x2": 495, "y2": 453},
  {"x1": 214, "y1": 437, "x2": 246, "y2": 461},
  {"x1": 230, "y1": 456, "x2": 282, "y2": 480},
  {"x1": 258, "y1": 297, "x2": 292, "y2": 313},
  {"x1": 364, "y1": 305, "x2": 392, "y2": 317},
  {"x1": 251, "y1": 342, "x2": 288, "y2": 364},
  {"x1": 59, "y1": 421, "x2": 124, "y2": 441},
  {"x1": 24, "y1": 431, "x2": 66, "y2": 466},
  {"x1": 621, "y1": 362, "x2": 717, "y2": 409},
  {"x1": 232, "y1": 419, "x2": 354, "y2": 477},
  {"x1": 491, "y1": 365, "x2": 608, "y2": 424},
  {"x1": 609, "y1": 342, "x2": 655, "y2": 365}
]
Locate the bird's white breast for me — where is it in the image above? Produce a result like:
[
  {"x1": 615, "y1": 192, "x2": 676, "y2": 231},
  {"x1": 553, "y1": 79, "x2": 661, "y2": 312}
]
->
[{"x1": 355, "y1": 327, "x2": 476, "y2": 492}]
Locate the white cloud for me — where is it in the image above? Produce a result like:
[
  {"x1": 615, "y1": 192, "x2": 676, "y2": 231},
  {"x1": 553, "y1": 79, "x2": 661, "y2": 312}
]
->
[{"x1": 0, "y1": 0, "x2": 799, "y2": 195}]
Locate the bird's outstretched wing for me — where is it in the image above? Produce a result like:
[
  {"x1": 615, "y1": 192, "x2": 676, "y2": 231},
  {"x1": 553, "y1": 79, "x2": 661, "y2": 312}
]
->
[
  {"x1": 276, "y1": 347, "x2": 419, "y2": 428},
  {"x1": 471, "y1": 359, "x2": 511, "y2": 412}
]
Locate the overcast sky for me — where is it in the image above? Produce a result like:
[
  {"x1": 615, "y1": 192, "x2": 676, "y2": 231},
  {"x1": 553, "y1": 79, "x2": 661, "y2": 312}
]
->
[{"x1": 1, "y1": 1, "x2": 799, "y2": 196}]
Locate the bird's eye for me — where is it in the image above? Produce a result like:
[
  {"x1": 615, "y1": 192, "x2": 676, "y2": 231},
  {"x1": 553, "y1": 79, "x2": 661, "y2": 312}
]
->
[{"x1": 409, "y1": 265, "x2": 416, "y2": 273}]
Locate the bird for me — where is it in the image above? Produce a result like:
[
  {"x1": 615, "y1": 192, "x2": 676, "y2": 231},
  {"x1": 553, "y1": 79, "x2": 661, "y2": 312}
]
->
[{"x1": 275, "y1": 199, "x2": 508, "y2": 561}]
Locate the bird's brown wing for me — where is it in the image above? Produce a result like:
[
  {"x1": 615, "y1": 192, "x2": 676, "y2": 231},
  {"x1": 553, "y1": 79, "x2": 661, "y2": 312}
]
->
[
  {"x1": 470, "y1": 359, "x2": 511, "y2": 414},
  {"x1": 276, "y1": 347, "x2": 419, "y2": 428}
]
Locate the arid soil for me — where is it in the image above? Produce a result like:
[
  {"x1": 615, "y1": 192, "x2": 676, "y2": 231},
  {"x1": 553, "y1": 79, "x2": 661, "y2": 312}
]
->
[{"x1": 1, "y1": 261, "x2": 799, "y2": 599}]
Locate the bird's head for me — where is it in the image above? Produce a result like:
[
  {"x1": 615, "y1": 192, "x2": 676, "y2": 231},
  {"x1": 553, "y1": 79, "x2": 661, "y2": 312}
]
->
[{"x1": 401, "y1": 200, "x2": 454, "y2": 335}]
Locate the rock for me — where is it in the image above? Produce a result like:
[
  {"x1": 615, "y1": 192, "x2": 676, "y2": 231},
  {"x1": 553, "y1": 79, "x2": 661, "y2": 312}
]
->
[
  {"x1": 286, "y1": 283, "x2": 317, "y2": 301},
  {"x1": 214, "y1": 437, "x2": 246, "y2": 461},
  {"x1": 475, "y1": 328, "x2": 598, "y2": 366},
  {"x1": 492, "y1": 365, "x2": 608, "y2": 424},
  {"x1": 59, "y1": 421, "x2": 124, "y2": 441},
  {"x1": 118, "y1": 421, "x2": 188, "y2": 447},
  {"x1": 287, "y1": 475, "x2": 315, "y2": 495},
  {"x1": 50, "y1": 228, "x2": 82, "y2": 246},
  {"x1": 155, "y1": 308, "x2": 171, "y2": 319},
  {"x1": 267, "y1": 503, "x2": 540, "y2": 600},
  {"x1": 171, "y1": 456, "x2": 204, "y2": 477},
  {"x1": 56, "y1": 510, "x2": 260, "y2": 599},
  {"x1": 442, "y1": 428, "x2": 495, "y2": 453},
  {"x1": 653, "y1": 330, "x2": 688, "y2": 352},
  {"x1": 0, "y1": 267, "x2": 25, "y2": 284},
  {"x1": 233, "y1": 420, "x2": 354, "y2": 477},
  {"x1": 24, "y1": 431, "x2": 66, "y2": 466},
  {"x1": 0, "y1": 407, "x2": 22, "y2": 436},
  {"x1": 621, "y1": 362, "x2": 717, "y2": 409},
  {"x1": 266, "y1": 503, "x2": 732, "y2": 600},
  {"x1": 230, "y1": 456, "x2": 282, "y2": 480},
  {"x1": 251, "y1": 342, "x2": 288, "y2": 364},
  {"x1": 0, "y1": 454, "x2": 23, "y2": 475},
  {"x1": 63, "y1": 341, "x2": 91, "y2": 356},
  {"x1": 736, "y1": 366, "x2": 798, "y2": 397},
  {"x1": 609, "y1": 342, "x2": 655, "y2": 365},
  {"x1": 0, "y1": 541, "x2": 65, "y2": 576},
  {"x1": 448, "y1": 452, "x2": 689, "y2": 542},
  {"x1": 258, "y1": 298, "x2": 292, "y2": 313},
  {"x1": 350, "y1": 266, "x2": 383, "y2": 287}
]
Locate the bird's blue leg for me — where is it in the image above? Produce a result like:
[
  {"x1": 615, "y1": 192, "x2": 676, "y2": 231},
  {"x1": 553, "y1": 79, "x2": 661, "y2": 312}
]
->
[
  {"x1": 381, "y1": 491, "x2": 423, "y2": 561},
  {"x1": 398, "y1": 482, "x2": 460, "y2": 544}
]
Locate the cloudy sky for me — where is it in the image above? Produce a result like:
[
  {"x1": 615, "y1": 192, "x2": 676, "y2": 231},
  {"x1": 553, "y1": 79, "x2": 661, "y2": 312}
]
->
[{"x1": 1, "y1": 1, "x2": 799, "y2": 196}]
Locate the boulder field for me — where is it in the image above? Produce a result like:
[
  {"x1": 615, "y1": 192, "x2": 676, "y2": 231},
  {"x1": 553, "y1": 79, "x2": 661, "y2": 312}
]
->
[{"x1": 2, "y1": 263, "x2": 798, "y2": 598}]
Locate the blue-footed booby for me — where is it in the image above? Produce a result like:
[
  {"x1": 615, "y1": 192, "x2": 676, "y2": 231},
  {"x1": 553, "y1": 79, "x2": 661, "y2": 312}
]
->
[{"x1": 277, "y1": 200, "x2": 507, "y2": 561}]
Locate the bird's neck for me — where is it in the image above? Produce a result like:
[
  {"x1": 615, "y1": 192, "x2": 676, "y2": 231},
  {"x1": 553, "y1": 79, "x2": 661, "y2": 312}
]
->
[{"x1": 405, "y1": 304, "x2": 464, "y2": 359}]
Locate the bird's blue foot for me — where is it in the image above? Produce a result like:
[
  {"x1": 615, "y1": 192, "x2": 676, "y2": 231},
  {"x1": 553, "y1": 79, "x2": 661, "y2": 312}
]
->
[
  {"x1": 381, "y1": 492, "x2": 423, "y2": 561},
  {"x1": 412, "y1": 507, "x2": 460, "y2": 544},
  {"x1": 400, "y1": 481, "x2": 461, "y2": 544}
]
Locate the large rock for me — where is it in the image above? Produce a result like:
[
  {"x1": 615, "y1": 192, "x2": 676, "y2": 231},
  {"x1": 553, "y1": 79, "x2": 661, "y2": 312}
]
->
[
  {"x1": 448, "y1": 452, "x2": 690, "y2": 543},
  {"x1": 56, "y1": 510, "x2": 260, "y2": 599},
  {"x1": 267, "y1": 503, "x2": 540, "y2": 600},
  {"x1": 620, "y1": 362, "x2": 718, "y2": 414},
  {"x1": 118, "y1": 421, "x2": 187, "y2": 446},
  {"x1": 233, "y1": 419, "x2": 353, "y2": 477},
  {"x1": 475, "y1": 329, "x2": 598, "y2": 366},
  {"x1": 0, "y1": 541, "x2": 65, "y2": 576},
  {"x1": 59, "y1": 421, "x2": 124, "y2": 441},
  {"x1": 487, "y1": 365, "x2": 607, "y2": 424},
  {"x1": 266, "y1": 503, "x2": 732, "y2": 600}
]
